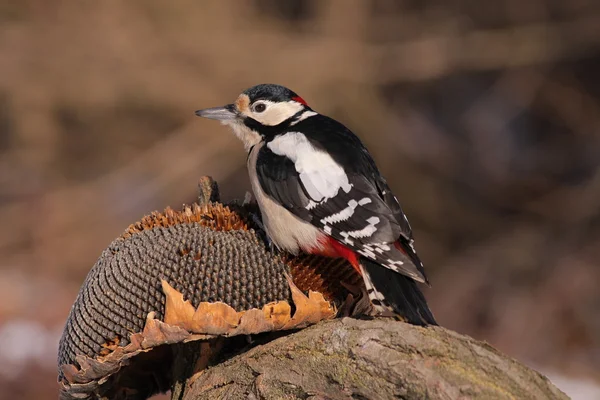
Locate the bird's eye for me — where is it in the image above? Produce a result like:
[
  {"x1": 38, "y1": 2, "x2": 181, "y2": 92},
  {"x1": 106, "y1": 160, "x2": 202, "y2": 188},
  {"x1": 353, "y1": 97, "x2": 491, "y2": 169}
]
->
[{"x1": 253, "y1": 103, "x2": 267, "y2": 113}]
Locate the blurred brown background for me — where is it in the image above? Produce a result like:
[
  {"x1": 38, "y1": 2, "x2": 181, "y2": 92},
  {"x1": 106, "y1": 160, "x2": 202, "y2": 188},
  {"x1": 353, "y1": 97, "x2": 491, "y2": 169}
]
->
[{"x1": 0, "y1": 0, "x2": 599, "y2": 399}]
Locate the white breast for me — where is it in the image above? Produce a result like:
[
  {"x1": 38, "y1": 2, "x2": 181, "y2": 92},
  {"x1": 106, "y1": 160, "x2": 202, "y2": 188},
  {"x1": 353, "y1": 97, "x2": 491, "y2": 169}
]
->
[{"x1": 247, "y1": 142, "x2": 324, "y2": 254}]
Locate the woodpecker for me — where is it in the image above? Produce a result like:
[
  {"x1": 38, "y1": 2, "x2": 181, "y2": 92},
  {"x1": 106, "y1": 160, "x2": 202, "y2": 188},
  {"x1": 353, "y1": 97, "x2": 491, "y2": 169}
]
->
[{"x1": 195, "y1": 84, "x2": 436, "y2": 325}]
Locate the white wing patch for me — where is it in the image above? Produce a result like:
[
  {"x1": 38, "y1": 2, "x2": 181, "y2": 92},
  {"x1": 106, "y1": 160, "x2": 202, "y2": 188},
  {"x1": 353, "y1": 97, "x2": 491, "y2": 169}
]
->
[
  {"x1": 374, "y1": 243, "x2": 391, "y2": 253},
  {"x1": 386, "y1": 259, "x2": 404, "y2": 266},
  {"x1": 321, "y1": 199, "x2": 358, "y2": 225},
  {"x1": 268, "y1": 132, "x2": 352, "y2": 202},
  {"x1": 358, "y1": 248, "x2": 375, "y2": 258},
  {"x1": 340, "y1": 231, "x2": 355, "y2": 246},
  {"x1": 306, "y1": 200, "x2": 318, "y2": 210},
  {"x1": 343, "y1": 216, "x2": 380, "y2": 239}
]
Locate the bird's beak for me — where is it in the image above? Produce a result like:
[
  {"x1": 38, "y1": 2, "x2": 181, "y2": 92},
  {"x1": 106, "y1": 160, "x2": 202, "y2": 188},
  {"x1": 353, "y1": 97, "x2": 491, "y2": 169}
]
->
[{"x1": 195, "y1": 104, "x2": 238, "y2": 121}]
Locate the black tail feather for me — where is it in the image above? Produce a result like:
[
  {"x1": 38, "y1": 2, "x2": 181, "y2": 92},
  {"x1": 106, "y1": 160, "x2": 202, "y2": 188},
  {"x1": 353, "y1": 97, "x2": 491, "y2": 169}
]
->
[{"x1": 361, "y1": 257, "x2": 437, "y2": 326}]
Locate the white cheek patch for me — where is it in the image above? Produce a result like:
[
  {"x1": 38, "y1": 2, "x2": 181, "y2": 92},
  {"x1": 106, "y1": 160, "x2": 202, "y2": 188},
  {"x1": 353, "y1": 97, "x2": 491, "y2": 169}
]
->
[
  {"x1": 268, "y1": 132, "x2": 352, "y2": 201},
  {"x1": 249, "y1": 100, "x2": 304, "y2": 126}
]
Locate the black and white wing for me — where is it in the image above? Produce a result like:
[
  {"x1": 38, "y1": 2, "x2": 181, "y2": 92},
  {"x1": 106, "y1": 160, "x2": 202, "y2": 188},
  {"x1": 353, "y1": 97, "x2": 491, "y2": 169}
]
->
[{"x1": 256, "y1": 129, "x2": 427, "y2": 283}]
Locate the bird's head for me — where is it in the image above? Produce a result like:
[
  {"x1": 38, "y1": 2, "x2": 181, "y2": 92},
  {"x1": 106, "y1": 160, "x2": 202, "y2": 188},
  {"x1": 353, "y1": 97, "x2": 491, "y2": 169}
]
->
[{"x1": 195, "y1": 84, "x2": 313, "y2": 150}]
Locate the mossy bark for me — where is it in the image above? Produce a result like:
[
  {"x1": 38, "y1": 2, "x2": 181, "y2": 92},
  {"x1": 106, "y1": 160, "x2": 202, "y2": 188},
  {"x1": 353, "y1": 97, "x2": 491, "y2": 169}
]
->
[{"x1": 181, "y1": 318, "x2": 567, "y2": 400}]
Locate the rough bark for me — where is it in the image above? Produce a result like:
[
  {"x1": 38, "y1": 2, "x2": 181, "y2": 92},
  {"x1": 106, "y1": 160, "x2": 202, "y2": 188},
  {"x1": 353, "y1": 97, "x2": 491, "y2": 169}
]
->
[{"x1": 180, "y1": 318, "x2": 567, "y2": 400}]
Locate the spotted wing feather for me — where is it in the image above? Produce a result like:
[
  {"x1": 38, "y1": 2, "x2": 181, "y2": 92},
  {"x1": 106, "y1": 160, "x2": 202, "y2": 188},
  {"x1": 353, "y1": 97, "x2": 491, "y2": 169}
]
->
[{"x1": 255, "y1": 139, "x2": 427, "y2": 283}]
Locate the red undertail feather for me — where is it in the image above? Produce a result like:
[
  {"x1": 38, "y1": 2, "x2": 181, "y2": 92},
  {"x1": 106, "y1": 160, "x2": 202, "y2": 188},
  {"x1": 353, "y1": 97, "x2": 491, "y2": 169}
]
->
[
  {"x1": 308, "y1": 236, "x2": 437, "y2": 325},
  {"x1": 310, "y1": 236, "x2": 361, "y2": 275}
]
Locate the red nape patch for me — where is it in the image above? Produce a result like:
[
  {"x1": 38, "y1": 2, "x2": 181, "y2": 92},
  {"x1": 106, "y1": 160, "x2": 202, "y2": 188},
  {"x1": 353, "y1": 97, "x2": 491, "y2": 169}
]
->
[
  {"x1": 310, "y1": 236, "x2": 361, "y2": 274},
  {"x1": 292, "y1": 96, "x2": 308, "y2": 106}
]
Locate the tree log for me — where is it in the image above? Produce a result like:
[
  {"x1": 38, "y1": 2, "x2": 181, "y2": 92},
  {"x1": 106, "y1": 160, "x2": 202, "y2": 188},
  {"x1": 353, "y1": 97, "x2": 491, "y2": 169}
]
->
[{"x1": 180, "y1": 318, "x2": 567, "y2": 400}]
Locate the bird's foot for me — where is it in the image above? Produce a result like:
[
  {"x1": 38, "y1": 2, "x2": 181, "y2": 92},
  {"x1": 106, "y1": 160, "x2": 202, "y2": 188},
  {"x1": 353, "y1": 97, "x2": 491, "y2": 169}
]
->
[{"x1": 338, "y1": 281, "x2": 376, "y2": 318}]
